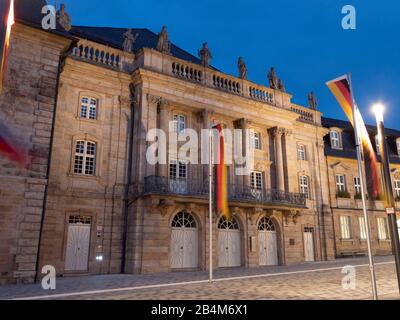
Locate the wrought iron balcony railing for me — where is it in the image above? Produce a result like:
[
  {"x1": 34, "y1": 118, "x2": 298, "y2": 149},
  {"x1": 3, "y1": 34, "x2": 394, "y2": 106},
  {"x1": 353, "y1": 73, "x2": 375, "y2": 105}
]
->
[{"x1": 140, "y1": 176, "x2": 306, "y2": 208}]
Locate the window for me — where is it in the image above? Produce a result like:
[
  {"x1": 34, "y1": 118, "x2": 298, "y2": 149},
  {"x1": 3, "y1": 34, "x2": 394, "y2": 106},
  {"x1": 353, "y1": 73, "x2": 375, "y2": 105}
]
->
[
  {"x1": 173, "y1": 114, "x2": 186, "y2": 133},
  {"x1": 250, "y1": 131, "x2": 261, "y2": 150},
  {"x1": 340, "y1": 216, "x2": 351, "y2": 239},
  {"x1": 169, "y1": 160, "x2": 187, "y2": 179},
  {"x1": 297, "y1": 144, "x2": 306, "y2": 161},
  {"x1": 397, "y1": 139, "x2": 400, "y2": 156},
  {"x1": 358, "y1": 216, "x2": 367, "y2": 240},
  {"x1": 354, "y1": 177, "x2": 361, "y2": 196},
  {"x1": 394, "y1": 180, "x2": 400, "y2": 199},
  {"x1": 80, "y1": 97, "x2": 98, "y2": 120},
  {"x1": 330, "y1": 130, "x2": 341, "y2": 149},
  {"x1": 250, "y1": 171, "x2": 263, "y2": 190},
  {"x1": 74, "y1": 140, "x2": 96, "y2": 175},
  {"x1": 336, "y1": 175, "x2": 346, "y2": 192},
  {"x1": 377, "y1": 217, "x2": 389, "y2": 240},
  {"x1": 299, "y1": 175, "x2": 310, "y2": 199},
  {"x1": 375, "y1": 135, "x2": 381, "y2": 156}
]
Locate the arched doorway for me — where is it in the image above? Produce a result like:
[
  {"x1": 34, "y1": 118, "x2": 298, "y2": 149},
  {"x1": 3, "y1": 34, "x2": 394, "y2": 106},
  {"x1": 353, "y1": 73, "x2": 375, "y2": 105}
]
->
[
  {"x1": 218, "y1": 216, "x2": 241, "y2": 267},
  {"x1": 170, "y1": 211, "x2": 199, "y2": 269},
  {"x1": 258, "y1": 216, "x2": 278, "y2": 266}
]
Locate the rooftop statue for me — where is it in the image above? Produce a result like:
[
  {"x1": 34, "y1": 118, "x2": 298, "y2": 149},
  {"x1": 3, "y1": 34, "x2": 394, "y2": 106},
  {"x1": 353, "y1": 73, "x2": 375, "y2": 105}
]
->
[
  {"x1": 238, "y1": 57, "x2": 247, "y2": 79},
  {"x1": 157, "y1": 26, "x2": 171, "y2": 54},
  {"x1": 308, "y1": 91, "x2": 318, "y2": 110},
  {"x1": 122, "y1": 28, "x2": 139, "y2": 53},
  {"x1": 56, "y1": 4, "x2": 71, "y2": 31},
  {"x1": 267, "y1": 67, "x2": 278, "y2": 89},
  {"x1": 198, "y1": 42, "x2": 212, "y2": 68},
  {"x1": 278, "y1": 79, "x2": 286, "y2": 92}
]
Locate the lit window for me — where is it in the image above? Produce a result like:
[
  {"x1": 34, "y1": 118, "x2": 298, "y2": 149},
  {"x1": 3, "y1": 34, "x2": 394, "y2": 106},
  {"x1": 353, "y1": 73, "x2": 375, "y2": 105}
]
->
[
  {"x1": 375, "y1": 135, "x2": 381, "y2": 156},
  {"x1": 354, "y1": 177, "x2": 361, "y2": 196},
  {"x1": 250, "y1": 171, "x2": 263, "y2": 190},
  {"x1": 358, "y1": 216, "x2": 367, "y2": 240},
  {"x1": 74, "y1": 140, "x2": 96, "y2": 175},
  {"x1": 340, "y1": 216, "x2": 351, "y2": 239},
  {"x1": 80, "y1": 97, "x2": 97, "y2": 120},
  {"x1": 299, "y1": 175, "x2": 309, "y2": 199},
  {"x1": 173, "y1": 114, "x2": 186, "y2": 133},
  {"x1": 250, "y1": 131, "x2": 261, "y2": 150},
  {"x1": 297, "y1": 144, "x2": 306, "y2": 161},
  {"x1": 377, "y1": 217, "x2": 389, "y2": 240},
  {"x1": 336, "y1": 175, "x2": 346, "y2": 192},
  {"x1": 169, "y1": 160, "x2": 187, "y2": 179},
  {"x1": 330, "y1": 130, "x2": 341, "y2": 149},
  {"x1": 394, "y1": 180, "x2": 400, "y2": 199}
]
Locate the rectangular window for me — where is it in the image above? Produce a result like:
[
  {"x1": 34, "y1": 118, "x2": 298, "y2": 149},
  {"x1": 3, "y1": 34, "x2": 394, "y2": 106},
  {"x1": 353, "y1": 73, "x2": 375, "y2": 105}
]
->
[
  {"x1": 173, "y1": 114, "x2": 186, "y2": 133},
  {"x1": 375, "y1": 136, "x2": 381, "y2": 156},
  {"x1": 397, "y1": 141, "x2": 400, "y2": 156},
  {"x1": 297, "y1": 144, "x2": 306, "y2": 161},
  {"x1": 80, "y1": 97, "x2": 97, "y2": 120},
  {"x1": 336, "y1": 175, "x2": 346, "y2": 192},
  {"x1": 377, "y1": 217, "x2": 389, "y2": 240},
  {"x1": 330, "y1": 131, "x2": 341, "y2": 149},
  {"x1": 250, "y1": 131, "x2": 261, "y2": 150},
  {"x1": 74, "y1": 140, "x2": 96, "y2": 176},
  {"x1": 169, "y1": 160, "x2": 187, "y2": 179},
  {"x1": 358, "y1": 216, "x2": 367, "y2": 240},
  {"x1": 340, "y1": 216, "x2": 351, "y2": 239},
  {"x1": 354, "y1": 177, "x2": 361, "y2": 196},
  {"x1": 250, "y1": 171, "x2": 263, "y2": 190},
  {"x1": 299, "y1": 175, "x2": 309, "y2": 199},
  {"x1": 394, "y1": 180, "x2": 400, "y2": 199}
]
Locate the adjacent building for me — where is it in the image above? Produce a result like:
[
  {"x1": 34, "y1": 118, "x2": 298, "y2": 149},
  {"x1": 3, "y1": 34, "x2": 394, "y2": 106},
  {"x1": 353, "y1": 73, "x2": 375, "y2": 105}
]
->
[{"x1": 0, "y1": 1, "x2": 399, "y2": 284}]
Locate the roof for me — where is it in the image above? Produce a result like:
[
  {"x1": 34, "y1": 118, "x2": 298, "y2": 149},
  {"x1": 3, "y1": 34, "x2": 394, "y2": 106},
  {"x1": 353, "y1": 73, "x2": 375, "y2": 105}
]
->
[
  {"x1": 322, "y1": 117, "x2": 400, "y2": 164},
  {"x1": 70, "y1": 26, "x2": 209, "y2": 68}
]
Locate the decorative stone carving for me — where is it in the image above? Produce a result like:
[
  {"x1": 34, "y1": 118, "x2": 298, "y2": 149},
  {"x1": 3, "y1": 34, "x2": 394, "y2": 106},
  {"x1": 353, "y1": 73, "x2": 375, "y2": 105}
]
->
[
  {"x1": 269, "y1": 127, "x2": 285, "y2": 137},
  {"x1": 157, "y1": 26, "x2": 171, "y2": 54},
  {"x1": 197, "y1": 109, "x2": 214, "y2": 124},
  {"x1": 147, "y1": 94, "x2": 169, "y2": 107},
  {"x1": 267, "y1": 67, "x2": 279, "y2": 89},
  {"x1": 254, "y1": 161, "x2": 272, "y2": 172},
  {"x1": 284, "y1": 210, "x2": 300, "y2": 225},
  {"x1": 56, "y1": 4, "x2": 71, "y2": 31},
  {"x1": 150, "y1": 198, "x2": 176, "y2": 217},
  {"x1": 308, "y1": 92, "x2": 318, "y2": 110},
  {"x1": 233, "y1": 118, "x2": 252, "y2": 129},
  {"x1": 122, "y1": 29, "x2": 138, "y2": 53},
  {"x1": 198, "y1": 43, "x2": 212, "y2": 68},
  {"x1": 238, "y1": 57, "x2": 247, "y2": 80}
]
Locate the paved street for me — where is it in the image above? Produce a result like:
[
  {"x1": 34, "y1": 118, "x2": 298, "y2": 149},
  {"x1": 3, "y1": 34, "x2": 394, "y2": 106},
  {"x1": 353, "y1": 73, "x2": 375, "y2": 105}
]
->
[{"x1": 0, "y1": 256, "x2": 399, "y2": 300}]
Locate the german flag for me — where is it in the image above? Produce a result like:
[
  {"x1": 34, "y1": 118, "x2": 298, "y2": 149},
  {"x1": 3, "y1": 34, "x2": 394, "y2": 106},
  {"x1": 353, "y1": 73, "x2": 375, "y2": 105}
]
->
[
  {"x1": 214, "y1": 124, "x2": 229, "y2": 219},
  {"x1": 0, "y1": 123, "x2": 27, "y2": 167},
  {"x1": 0, "y1": 0, "x2": 14, "y2": 93},
  {"x1": 327, "y1": 74, "x2": 379, "y2": 198}
]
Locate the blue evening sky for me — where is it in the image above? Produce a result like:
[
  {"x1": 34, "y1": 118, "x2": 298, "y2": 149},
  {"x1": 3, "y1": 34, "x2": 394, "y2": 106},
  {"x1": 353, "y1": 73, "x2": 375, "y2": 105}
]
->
[{"x1": 55, "y1": 0, "x2": 400, "y2": 129}]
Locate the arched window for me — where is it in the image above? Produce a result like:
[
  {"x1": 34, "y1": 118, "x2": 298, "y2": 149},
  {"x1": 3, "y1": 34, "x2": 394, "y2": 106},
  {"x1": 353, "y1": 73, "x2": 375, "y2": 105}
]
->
[
  {"x1": 80, "y1": 96, "x2": 98, "y2": 120},
  {"x1": 218, "y1": 216, "x2": 239, "y2": 230},
  {"x1": 171, "y1": 211, "x2": 197, "y2": 228},
  {"x1": 74, "y1": 140, "x2": 97, "y2": 175},
  {"x1": 258, "y1": 216, "x2": 276, "y2": 231}
]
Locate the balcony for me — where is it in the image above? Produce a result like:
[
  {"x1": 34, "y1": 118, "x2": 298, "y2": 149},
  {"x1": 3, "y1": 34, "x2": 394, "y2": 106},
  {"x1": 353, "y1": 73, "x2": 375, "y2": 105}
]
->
[{"x1": 140, "y1": 176, "x2": 306, "y2": 208}]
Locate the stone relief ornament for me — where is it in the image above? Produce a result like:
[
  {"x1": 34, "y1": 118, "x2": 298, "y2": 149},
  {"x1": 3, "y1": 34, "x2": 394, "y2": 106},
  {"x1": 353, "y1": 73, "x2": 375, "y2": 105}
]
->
[
  {"x1": 56, "y1": 4, "x2": 71, "y2": 31},
  {"x1": 198, "y1": 42, "x2": 212, "y2": 68},
  {"x1": 308, "y1": 91, "x2": 318, "y2": 110},
  {"x1": 238, "y1": 57, "x2": 247, "y2": 79},
  {"x1": 122, "y1": 28, "x2": 139, "y2": 53},
  {"x1": 156, "y1": 26, "x2": 171, "y2": 54}
]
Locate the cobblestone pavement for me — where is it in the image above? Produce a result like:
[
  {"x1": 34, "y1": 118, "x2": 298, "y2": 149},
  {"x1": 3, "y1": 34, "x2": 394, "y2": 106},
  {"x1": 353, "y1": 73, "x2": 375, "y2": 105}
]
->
[{"x1": 0, "y1": 256, "x2": 399, "y2": 300}]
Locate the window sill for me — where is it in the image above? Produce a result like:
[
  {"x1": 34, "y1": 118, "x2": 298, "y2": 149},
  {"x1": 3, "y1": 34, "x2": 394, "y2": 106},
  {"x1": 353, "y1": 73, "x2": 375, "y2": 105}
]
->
[{"x1": 68, "y1": 172, "x2": 100, "y2": 180}]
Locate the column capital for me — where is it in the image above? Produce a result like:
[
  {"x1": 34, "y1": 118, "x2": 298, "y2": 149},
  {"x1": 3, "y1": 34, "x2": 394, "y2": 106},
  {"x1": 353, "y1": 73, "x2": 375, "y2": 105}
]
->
[
  {"x1": 234, "y1": 118, "x2": 252, "y2": 129},
  {"x1": 197, "y1": 108, "x2": 214, "y2": 124},
  {"x1": 269, "y1": 127, "x2": 292, "y2": 137}
]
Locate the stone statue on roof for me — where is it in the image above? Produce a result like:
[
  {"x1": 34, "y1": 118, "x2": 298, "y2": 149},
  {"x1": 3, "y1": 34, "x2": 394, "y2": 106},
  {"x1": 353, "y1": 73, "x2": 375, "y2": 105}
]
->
[
  {"x1": 122, "y1": 28, "x2": 138, "y2": 53},
  {"x1": 56, "y1": 4, "x2": 71, "y2": 32},
  {"x1": 157, "y1": 26, "x2": 171, "y2": 54},
  {"x1": 308, "y1": 91, "x2": 318, "y2": 110},
  {"x1": 198, "y1": 42, "x2": 212, "y2": 68},
  {"x1": 238, "y1": 57, "x2": 247, "y2": 79},
  {"x1": 267, "y1": 67, "x2": 278, "y2": 89},
  {"x1": 278, "y1": 79, "x2": 286, "y2": 92}
]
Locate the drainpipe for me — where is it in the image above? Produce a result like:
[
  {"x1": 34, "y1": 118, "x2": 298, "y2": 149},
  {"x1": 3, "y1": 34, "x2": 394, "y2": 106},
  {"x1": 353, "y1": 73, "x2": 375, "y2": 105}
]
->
[
  {"x1": 121, "y1": 84, "x2": 135, "y2": 273},
  {"x1": 34, "y1": 41, "x2": 76, "y2": 283}
]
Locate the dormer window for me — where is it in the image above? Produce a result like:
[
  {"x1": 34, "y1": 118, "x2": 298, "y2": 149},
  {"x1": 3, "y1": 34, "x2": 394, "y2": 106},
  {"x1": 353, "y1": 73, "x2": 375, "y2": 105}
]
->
[
  {"x1": 330, "y1": 130, "x2": 342, "y2": 149},
  {"x1": 375, "y1": 135, "x2": 381, "y2": 156}
]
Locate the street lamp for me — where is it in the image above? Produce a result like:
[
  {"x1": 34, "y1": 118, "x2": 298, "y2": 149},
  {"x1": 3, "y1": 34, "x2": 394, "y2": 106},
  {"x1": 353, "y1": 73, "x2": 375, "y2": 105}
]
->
[{"x1": 372, "y1": 102, "x2": 400, "y2": 293}]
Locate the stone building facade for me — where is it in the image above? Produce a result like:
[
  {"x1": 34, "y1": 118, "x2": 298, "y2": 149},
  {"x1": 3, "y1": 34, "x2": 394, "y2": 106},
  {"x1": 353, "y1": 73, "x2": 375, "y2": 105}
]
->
[{"x1": 0, "y1": 1, "x2": 399, "y2": 284}]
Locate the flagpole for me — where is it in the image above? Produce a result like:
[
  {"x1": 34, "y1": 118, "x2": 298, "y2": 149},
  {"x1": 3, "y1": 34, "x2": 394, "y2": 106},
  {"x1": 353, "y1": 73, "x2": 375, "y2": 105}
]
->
[
  {"x1": 348, "y1": 73, "x2": 378, "y2": 300},
  {"x1": 209, "y1": 128, "x2": 213, "y2": 282}
]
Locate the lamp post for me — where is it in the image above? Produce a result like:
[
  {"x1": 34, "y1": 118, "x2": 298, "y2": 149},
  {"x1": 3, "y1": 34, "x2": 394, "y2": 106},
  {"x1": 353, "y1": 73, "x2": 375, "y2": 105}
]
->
[{"x1": 373, "y1": 103, "x2": 400, "y2": 293}]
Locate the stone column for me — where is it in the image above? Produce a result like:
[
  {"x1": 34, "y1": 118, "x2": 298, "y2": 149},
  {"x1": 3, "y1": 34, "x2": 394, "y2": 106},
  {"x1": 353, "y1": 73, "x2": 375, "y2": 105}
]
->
[
  {"x1": 158, "y1": 99, "x2": 170, "y2": 177},
  {"x1": 271, "y1": 127, "x2": 285, "y2": 191}
]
